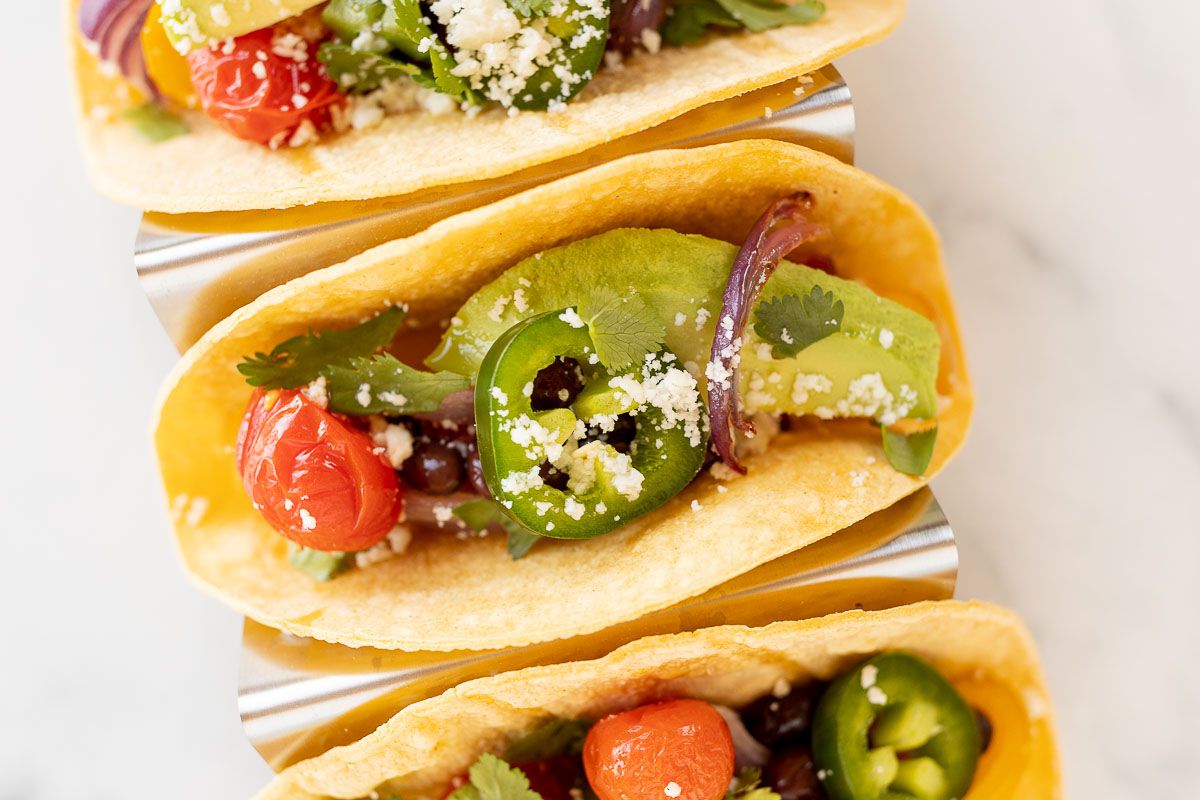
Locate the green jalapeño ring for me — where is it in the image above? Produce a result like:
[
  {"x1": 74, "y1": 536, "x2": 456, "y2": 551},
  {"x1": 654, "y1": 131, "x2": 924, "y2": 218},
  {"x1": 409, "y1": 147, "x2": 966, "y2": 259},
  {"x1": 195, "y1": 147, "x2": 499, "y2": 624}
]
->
[{"x1": 475, "y1": 310, "x2": 707, "y2": 540}]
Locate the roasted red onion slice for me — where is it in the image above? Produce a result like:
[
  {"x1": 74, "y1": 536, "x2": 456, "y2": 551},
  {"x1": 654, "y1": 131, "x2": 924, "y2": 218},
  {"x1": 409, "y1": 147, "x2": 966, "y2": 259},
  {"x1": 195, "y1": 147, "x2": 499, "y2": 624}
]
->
[
  {"x1": 609, "y1": 0, "x2": 668, "y2": 55},
  {"x1": 403, "y1": 490, "x2": 477, "y2": 529},
  {"x1": 714, "y1": 705, "x2": 772, "y2": 769},
  {"x1": 80, "y1": 0, "x2": 161, "y2": 100},
  {"x1": 707, "y1": 193, "x2": 832, "y2": 473},
  {"x1": 411, "y1": 388, "x2": 474, "y2": 425}
]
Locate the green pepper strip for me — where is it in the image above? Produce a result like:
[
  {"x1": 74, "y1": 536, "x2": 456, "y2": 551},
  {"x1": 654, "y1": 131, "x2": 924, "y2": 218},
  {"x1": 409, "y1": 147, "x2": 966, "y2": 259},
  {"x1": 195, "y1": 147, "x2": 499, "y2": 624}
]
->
[
  {"x1": 475, "y1": 311, "x2": 706, "y2": 540},
  {"x1": 812, "y1": 653, "x2": 981, "y2": 800}
]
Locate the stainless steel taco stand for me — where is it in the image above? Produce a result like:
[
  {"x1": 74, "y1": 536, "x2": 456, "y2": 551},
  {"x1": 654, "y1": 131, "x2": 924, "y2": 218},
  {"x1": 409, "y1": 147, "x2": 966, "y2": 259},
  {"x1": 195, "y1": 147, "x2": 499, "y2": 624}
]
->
[
  {"x1": 135, "y1": 65, "x2": 853, "y2": 351},
  {"x1": 240, "y1": 488, "x2": 957, "y2": 769},
  {"x1": 131, "y1": 64, "x2": 963, "y2": 770}
]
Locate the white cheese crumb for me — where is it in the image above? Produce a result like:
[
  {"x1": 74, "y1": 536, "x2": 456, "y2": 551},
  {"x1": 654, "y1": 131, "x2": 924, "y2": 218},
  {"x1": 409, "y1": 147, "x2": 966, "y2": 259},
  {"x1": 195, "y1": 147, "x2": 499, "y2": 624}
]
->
[
  {"x1": 370, "y1": 419, "x2": 415, "y2": 469},
  {"x1": 664, "y1": 784, "x2": 682, "y2": 799},
  {"x1": 356, "y1": 383, "x2": 373, "y2": 408},
  {"x1": 690, "y1": 499, "x2": 702, "y2": 513},
  {"x1": 302, "y1": 376, "x2": 329, "y2": 408},
  {"x1": 559, "y1": 307, "x2": 586, "y2": 328},
  {"x1": 298, "y1": 508, "x2": 317, "y2": 531},
  {"x1": 433, "y1": 504, "x2": 455, "y2": 528},
  {"x1": 878, "y1": 328, "x2": 895, "y2": 349},
  {"x1": 867, "y1": 686, "x2": 888, "y2": 706},
  {"x1": 860, "y1": 664, "x2": 879, "y2": 688}
]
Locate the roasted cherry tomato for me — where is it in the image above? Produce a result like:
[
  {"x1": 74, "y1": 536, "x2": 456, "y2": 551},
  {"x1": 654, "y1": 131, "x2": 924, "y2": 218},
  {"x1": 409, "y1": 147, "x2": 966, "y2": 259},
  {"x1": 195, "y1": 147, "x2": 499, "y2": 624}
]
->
[
  {"x1": 186, "y1": 16, "x2": 343, "y2": 145},
  {"x1": 584, "y1": 699, "x2": 734, "y2": 800},
  {"x1": 236, "y1": 389, "x2": 402, "y2": 551}
]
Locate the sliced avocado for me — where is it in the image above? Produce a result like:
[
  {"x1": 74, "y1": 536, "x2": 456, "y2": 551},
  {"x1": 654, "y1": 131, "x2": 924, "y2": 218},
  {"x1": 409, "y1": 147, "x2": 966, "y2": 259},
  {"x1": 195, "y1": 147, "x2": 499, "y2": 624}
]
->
[
  {"x1": 160, "y1": 0, "x2": 326, "y2": 54},
  {"x1": 429, "y1": 229, "x2": 940, "y2": 426}
]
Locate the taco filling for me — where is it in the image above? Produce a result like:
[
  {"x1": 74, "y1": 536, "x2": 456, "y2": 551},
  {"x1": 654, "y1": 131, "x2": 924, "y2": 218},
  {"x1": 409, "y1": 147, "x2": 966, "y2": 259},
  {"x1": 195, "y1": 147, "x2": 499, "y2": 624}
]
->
[
  {"x1": 377, "y1": 652, "x2": 985, "y2": 800},
  {"x1": 80, "y1": 0, "x2": 828, "y2": 147},
  {"x1": 230, "y1": 194, "x2": 941, "y2": 579}
]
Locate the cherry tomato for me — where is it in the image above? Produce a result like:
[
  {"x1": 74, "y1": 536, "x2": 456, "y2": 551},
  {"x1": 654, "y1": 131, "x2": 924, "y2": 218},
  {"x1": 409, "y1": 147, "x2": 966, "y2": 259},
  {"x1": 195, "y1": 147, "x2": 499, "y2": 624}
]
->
[
  {"x1": 584, "y1": 700, "x2": 735, "y2": 800},
  {"x1": 236, "y1": 389, "x2": 403, "y2": 551},
  {"x1": 186, "y1": 15, "x2": 343, "y2": 145}
]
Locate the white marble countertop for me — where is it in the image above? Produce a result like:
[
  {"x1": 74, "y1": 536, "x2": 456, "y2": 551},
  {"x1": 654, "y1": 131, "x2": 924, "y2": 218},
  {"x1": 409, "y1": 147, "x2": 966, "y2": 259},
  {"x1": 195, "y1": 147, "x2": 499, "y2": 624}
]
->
[{"x1": 2, "y1": 1, "x2": 1197, "y2": 796}]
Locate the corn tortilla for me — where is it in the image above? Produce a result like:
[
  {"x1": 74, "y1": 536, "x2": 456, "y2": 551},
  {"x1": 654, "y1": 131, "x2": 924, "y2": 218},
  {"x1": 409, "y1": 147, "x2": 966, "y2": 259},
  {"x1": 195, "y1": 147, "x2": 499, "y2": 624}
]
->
[
  {"x1": 68, "y1": 0, "x2": 904, "y2": 212},
  {"x1": 152, "y1": 139, "x2": 973, "y2": 651},
  {"x1": 254, "y1": 601, "x2": 1060, "y2": 800}
]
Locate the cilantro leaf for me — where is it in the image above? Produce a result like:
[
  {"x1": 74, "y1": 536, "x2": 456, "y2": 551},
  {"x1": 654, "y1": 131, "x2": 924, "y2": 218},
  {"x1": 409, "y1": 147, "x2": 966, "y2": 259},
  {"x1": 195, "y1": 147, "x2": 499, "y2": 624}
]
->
[
  {"x1": 507, "y1": 0, "x2": 555, "y2": 17},
  {"x1": 579, "y1": 290, "x2": 667, "y2": 371},
  {"x1": 753, "y1": 286, "x2": 844, "y2": 359},
  {"x1": 662, "y1": 0, "x2": 824, "y2": 46},
  {"x1": 237, "y1": 307, "x2": 406, "y2": 389},
  {"x1": 454, "y1": 499, "x2": 542, "y2": 560},
  {"x1": 318, "y1": 42, "x2": 421, "y2": 92},
  {"x1": 287, "y1": 545, "x2": 353, "y2": 581},
  {"x1": 449, "y1": 754, "x2": 543, "y2": 800},
  {"x1": 882, "y1": 425, "x2": 938, "y2": 476},
  {"x1": 123, "y1": 103, "x2": 189, "y2": 142},
  {"x1": 324, "y1": 354, "x2": 470, "y2": 415},
  {"x1": 504, "y1": 719, "x2": 592, "y2": 762},
  {"x1": 725, "y1": 768, "x2": 781, "y2": 800},
  {"x1": 662, "y1": 0, "x2": 741, "y2": 46},
  {"x1": 714, "y1": 0, "x2": 825, "y2": 32}
]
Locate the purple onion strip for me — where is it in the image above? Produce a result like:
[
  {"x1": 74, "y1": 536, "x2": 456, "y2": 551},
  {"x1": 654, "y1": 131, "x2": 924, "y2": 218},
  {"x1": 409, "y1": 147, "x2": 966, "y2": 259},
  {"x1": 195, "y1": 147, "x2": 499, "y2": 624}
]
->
[
  {"x1": 609, "y1": 0, "x2": 668, "y2": 56},
  {"x1": 707, "y1": 193, "x2": 831, "y2": 473},
  {"x1": 80, "y1": 0, "x2": 161, "y2": 101}
]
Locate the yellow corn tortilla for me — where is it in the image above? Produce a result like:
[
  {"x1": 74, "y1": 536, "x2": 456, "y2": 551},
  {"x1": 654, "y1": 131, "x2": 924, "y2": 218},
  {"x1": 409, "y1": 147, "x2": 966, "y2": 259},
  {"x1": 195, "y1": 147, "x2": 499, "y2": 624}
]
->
[
  {"x1": 153, "y1": 139, "x2": 973, "y2": 651},
  {"x1": 68, "y1": 0, "x2": 904, "y2": 212},
  {"x1": 254, "y1": 601, "x2": 1060, "y2": 800}
]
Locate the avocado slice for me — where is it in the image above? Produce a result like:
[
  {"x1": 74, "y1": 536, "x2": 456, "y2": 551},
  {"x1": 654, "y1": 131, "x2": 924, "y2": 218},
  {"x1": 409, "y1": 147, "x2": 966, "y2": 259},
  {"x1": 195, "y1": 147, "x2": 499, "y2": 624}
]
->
[
  {"x1": 429, "y1": 229, "x2": 940, "y2": 426},
  {"x1": 160, "y1": 0, "x2": 326, "y2": 53}
]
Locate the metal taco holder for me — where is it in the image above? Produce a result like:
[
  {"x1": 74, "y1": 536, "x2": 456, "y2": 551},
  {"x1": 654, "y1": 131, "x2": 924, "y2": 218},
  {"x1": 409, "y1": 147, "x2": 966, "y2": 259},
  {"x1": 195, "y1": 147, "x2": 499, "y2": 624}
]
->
[{"x1": 132, "y1": 64, "x2": 962, "y2": 769}]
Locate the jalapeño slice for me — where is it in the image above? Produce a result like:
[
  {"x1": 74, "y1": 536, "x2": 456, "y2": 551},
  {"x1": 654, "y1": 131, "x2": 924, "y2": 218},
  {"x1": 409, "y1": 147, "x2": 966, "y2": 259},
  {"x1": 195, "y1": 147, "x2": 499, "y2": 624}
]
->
[
  {"x1": 812, "y1": 653, "x2": 981, "y2": 800},
  {"x1": 511, "y1": 0, "x2": 611, "y2": 111},
  {"x1": 476, "y1": 311, "x2": 706, "y2": 539}
]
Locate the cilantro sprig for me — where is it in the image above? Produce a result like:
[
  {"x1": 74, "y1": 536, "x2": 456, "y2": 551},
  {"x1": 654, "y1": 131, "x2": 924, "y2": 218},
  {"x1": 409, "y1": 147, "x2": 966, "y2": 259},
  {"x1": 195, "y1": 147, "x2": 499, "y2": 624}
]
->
[
  {"x1": 287, "y1": 545, "x2": 353, "y2": 581},
  {"x1": 664, "y1": 0, "x2": 825, "y2": 46},
  {"x1": 507, "y1": 0, "x2": 554, "y2": 17},
  {"x1": 504, "y1": 718, "x2": 591, "y2": 762},
  {"x1": 882, "y1": 426, "x2": 938, "y2": 476},
  {"x1": 238, "y1": 306, "x2": 407, "y2": 390},
  {"x1": 454, "y1": 499, "x2": 541, "y2": 560},
  {"x1": 578, "y1": 289, "x2": 666, "y2": 371},
  {"x1": 324, "y1": 354, "x2": 470, "y2": 415},
  {"x1": 725, "y1": 767, "x2": 782, "y2": 800},
  {"x1": 753, "y1": 286, "x2": 844, "y2": 359},
  {"x1": 448, "y1": 754, "x2": 543, "y2": 800}
]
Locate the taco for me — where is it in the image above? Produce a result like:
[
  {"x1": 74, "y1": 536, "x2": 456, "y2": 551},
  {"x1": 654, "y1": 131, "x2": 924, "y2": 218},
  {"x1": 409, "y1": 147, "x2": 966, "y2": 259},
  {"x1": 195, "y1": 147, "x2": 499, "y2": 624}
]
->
[
  {"x1": 69, "y1": 0, "x2": 902, "y2": 212},
  {"x1": 254, "y1": 601, "x2": 1060, "y2": 800},
  {"x1": 152, "y1": 139, "x2": 972, "y2": 650}
]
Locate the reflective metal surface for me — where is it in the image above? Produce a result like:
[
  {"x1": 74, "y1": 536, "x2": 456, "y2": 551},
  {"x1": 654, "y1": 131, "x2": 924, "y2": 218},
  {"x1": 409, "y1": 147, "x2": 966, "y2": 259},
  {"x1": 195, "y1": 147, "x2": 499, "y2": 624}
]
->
[
  {"x1": 136, "y1": 65, "x2": 854, "y2": 351},
  {"x1": 238, "y1": 488, "x2": 956, "y2": 769}
]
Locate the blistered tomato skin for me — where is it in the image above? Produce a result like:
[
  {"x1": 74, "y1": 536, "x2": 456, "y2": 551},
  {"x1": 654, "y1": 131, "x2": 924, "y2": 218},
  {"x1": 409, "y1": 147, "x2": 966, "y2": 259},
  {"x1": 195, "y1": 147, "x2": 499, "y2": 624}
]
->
[
  {"x1": 584, "y1": 699, "x2": 735, "y2": 800},
  {"x1": 236, "y1": 389, "x2": 403, "y2": 551},
  {"x1": 186, "y1": 23, "x2": 343, "y2": 145}
]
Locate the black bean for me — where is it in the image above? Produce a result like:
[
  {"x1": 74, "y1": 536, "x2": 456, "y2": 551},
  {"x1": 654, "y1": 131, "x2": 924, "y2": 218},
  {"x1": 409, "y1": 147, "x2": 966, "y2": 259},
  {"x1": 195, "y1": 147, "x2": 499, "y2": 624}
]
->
[
  {"x1": 466, "y1": 448, "x2": 490, "y2": 496},
  {"x1": 539, "y1": 461, "x2": 571, "y2": 491},
  {"x1": 585, "y1": 413, "x2": 637, "y2": 454},
  {"x1": 764, "y1": 746, "x2": 827, "y2": 800},
  {"x1": 401, "y1": 442, "x2": 464, "y2": 495},
  {"x1": 975, "y1": 708, "x2": 993, "y2": 753},
  {"x1": 741, "y1": 682, "x2": 826, "y2": 746},
  {"x1": 531, "y1": 357, "x2": 585, "y2": 411}
]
